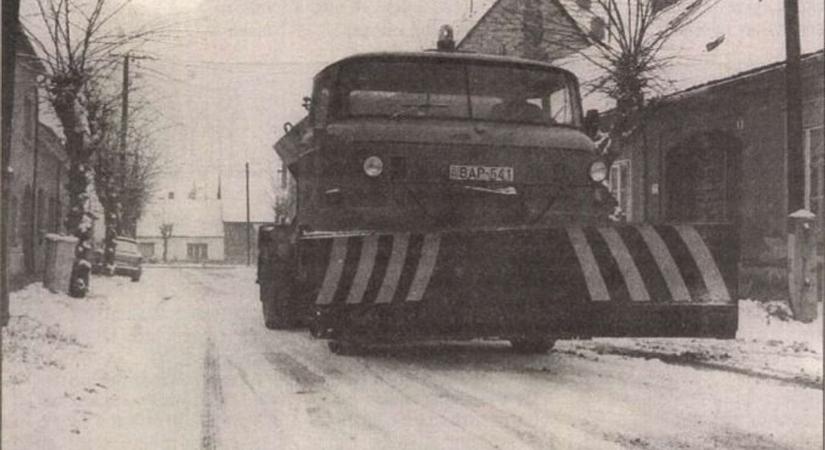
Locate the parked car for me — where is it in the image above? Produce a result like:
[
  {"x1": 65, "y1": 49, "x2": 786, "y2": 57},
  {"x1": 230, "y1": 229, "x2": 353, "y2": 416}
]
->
[{"x1": 91, "y1": 237, "x2": 143, "y2": 282}]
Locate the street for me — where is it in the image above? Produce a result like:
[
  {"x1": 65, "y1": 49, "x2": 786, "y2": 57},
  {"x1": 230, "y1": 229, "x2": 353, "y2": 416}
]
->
[{"x1": 5, "y1": 266, "x2": 821, "y2": 449}]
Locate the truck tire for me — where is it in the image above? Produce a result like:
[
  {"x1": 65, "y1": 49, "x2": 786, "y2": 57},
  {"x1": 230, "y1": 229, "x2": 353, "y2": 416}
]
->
[
  {"x1": 509, "y1": 337, "x2": 556, "y2": 354},
  {"x1": 261, "y1": 279, "x2": 296, "y2": 329}
]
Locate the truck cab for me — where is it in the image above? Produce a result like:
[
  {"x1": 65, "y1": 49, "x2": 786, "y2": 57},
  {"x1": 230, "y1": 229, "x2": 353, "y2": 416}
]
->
[{"x1": 277, "y1": 51, "x2": 614, "y2": 234}]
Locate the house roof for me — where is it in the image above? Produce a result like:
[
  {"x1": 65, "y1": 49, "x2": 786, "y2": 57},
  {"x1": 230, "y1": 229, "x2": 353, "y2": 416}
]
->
[
  {"x1": 553, "y1": 0, "x2": 825, "y2": 111},
  {"x1": 662, "y1": 49, "x2": 824, "y2": 104},
  {"x1": 15, "y1": 29, "x2": 46, "y2": 74},
  {"x1": 457, "y1": 0, "x2": 589, "y2": 59}
]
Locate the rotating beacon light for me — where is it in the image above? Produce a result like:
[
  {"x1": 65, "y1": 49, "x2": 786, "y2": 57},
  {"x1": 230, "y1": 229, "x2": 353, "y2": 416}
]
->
[{"x1": 437, "y1": 25, "x2": 455, "y2": 51}]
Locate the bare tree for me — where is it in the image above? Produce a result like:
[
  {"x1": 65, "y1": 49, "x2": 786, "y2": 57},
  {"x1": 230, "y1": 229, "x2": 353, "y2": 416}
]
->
[
  {"x1": 159, "y1": 223, "x2": 173, "y2": 262},
  {"x1": 486, "y1": 0, "x2": 719, "y2": 148},
  {"x1": 88, "y1": 82, "x2": 162, "y2": 273},
  {"x1": 561, "y1": 0, "x2": 720, "y2": 143},
  {"x1": 23, "y1": 0, "x2": 163, "y2": 296}
]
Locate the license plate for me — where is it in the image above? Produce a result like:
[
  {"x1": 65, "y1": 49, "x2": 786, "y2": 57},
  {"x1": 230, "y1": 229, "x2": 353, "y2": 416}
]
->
[{"x1": 449, "y1": 165, "x2": 514, "y2": 182}]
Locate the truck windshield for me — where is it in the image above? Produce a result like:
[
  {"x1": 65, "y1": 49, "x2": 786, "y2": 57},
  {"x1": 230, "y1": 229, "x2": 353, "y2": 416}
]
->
[{"x1": 335, "y1": 59, "x2": 580, "y2": 126}]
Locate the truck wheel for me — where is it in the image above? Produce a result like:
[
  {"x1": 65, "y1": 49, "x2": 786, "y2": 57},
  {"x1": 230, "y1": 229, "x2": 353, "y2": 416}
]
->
[
  {"x1": 261, "y1": 280, "x2": 296, "y2": 330},
  {"x1": 509, "y1": 337, "x2": 556, "y2": 354}
]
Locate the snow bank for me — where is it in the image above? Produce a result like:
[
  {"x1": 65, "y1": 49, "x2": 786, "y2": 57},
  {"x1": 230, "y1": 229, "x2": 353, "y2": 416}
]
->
[
  {"x1": 566, "y1": 300, "x2": 823, "y2": 389},
  {"x1": 737, "y1": 299, "x2": 823, "y2": 354}
]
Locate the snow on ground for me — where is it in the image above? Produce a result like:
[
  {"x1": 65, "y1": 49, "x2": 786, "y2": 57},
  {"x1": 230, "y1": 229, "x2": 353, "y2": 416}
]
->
[
  {"x1": 1, "y1": 269, "x2": 222, "y2": 449},
  {"x1": 562, "y1": 300, "x2": 823, "y2": 389},
  {"x1": 2, "y1": 268, "x2": 822, "y2": 449}
]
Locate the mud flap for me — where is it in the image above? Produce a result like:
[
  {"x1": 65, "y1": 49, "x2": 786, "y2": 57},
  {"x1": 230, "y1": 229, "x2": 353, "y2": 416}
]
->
[{"x1": 301, "y1": 224, "x2": 738, "y2": 341}]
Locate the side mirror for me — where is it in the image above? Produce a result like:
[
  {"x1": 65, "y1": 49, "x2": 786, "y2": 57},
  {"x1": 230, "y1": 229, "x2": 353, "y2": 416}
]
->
[
  {"x1": 302, "y1": 96, "x2": 312, "y2": 111},
  {"x1": 583, "y1": 109, "x2": 600, "y2": 139}
]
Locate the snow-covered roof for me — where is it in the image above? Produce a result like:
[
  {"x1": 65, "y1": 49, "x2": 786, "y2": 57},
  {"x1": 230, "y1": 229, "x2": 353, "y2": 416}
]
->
[
  {"x1": 136, "y1": 198, "x2": 225, "y2": 238},
  {"x1": 554, "y1": 0, "x2": 825, "y2": 111}
]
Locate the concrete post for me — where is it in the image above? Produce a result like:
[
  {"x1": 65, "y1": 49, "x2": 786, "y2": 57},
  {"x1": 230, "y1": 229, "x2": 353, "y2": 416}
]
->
[
  {"x1": 788, "y1": 209, "x2": 818, "y2": 322},
  {"x1": 43, "y1": 234, "x2": 78, "y2": 294}
]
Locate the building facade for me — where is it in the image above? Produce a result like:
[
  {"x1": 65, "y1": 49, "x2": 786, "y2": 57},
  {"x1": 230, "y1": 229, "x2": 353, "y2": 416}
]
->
[
  {"x1": 223, "y1": 221, "x2": 267, "y2": 264},
  {"x1": 5, "y1": 33, "x2": 69, "y2": 288},
  {"x1": 612, "y1": 52, "x2": 824, "y2": 296},
  {"x1": 136, "y1": 193, "x2": 225, "y2": 263}
]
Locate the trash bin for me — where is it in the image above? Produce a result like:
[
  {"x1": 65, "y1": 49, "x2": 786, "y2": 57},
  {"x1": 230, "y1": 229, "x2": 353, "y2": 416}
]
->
[{"x1": 43, "y1": 234, "x2": 77, "y2": 294}]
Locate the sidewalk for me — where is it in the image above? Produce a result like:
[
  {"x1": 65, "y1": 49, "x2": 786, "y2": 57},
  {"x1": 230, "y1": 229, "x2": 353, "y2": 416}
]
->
[{"x1": 2, "y1": 270, "x2": 219, "y2": 449}]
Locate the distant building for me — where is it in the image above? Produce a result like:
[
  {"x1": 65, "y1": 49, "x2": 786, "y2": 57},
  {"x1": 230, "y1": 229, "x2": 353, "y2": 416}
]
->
[
  {"x1": 5, "y1": 32, "x2": 69, "y2": 288},
  {"x1": 222, "y1": 221, "x2": 267, "y2": 264},
  {"x1": 221, "y1": 187, "x2": 274, "y2": 264},
  {"x1": 136, "y1": 193, "x2": 225, "y2": 262}
]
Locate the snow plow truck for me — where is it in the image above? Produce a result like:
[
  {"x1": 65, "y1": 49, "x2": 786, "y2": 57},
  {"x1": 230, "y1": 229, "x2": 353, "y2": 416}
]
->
[{"x1": 258, "y1": 29, "x2": 738, "y2": 354}]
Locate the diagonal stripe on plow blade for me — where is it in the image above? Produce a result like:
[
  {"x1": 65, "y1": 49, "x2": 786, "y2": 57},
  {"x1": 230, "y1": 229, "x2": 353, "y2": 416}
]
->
[
  {"x1": 346, "y1": 235, "x2": 380, "y2": 304},
  {"x1": 316, "y1": 238, "x2": 348, "y2": 305},
  {"x1": 405, "y1": 234, "x2": 441, "y2": 302},
  {"x1": 567, "y1": 227, "x2": 610, "y2": 301},
  {"x1": 598, "y1": 227, "x2": 651, "y2": 301},
  {"x1": 374, "y1": 233, "x2": 410, "y2": 304},
  {"x1": 637, "y1": 225, "x2": 691, "y2": 302},
  {"x1": 675, "y1": 225, "x2": 731, "y2": 302}
]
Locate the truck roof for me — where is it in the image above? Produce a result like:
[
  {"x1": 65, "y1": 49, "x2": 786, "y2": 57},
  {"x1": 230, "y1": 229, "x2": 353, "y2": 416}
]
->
[{"x1": 317, "y1": 51, "x2": 577, "y2": 79}]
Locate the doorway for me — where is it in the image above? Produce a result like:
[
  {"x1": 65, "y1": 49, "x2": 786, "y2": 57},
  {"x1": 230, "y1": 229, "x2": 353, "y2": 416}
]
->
[{"x1": 665, "y1": 131, "x2": 741, "y2": 223}]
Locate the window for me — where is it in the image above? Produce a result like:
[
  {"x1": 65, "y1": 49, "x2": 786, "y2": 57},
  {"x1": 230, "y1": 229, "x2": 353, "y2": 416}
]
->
[
  {"x1": 609, "y1": 160, "x2": 632, "y2": 221},
  {"x1": 334, "y1": 59, "x2": 580, "y2": 126},
  {"x1": 168, "y1": 191, "x2": 175, "y2": 200},
  {"x1": 139, "y1": 243, "x2": 155, "y2": 258},
  {"x1": 187, "y1": 243, "x2": 208, "y2": 261},
  {"x1": 804, "y1": 126, "x2": 823, "y2": 217}
]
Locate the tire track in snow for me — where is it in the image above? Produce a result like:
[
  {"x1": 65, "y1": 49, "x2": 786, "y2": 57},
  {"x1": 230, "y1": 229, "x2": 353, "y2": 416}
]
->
[
  {"x1": 201, "y1": 337, "x2": 224, "y2": 450},
  {"x1": 263, "y1": 352, "x2": 326, "y2": 393}
]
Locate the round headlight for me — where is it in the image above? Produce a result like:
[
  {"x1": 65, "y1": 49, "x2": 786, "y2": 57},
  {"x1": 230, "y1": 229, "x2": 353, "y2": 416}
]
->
[
  {"x1": 363, "y1": 156, "x2": 384, "y2": 177},
  {"x1": 589, "y1": 160, "x2": 608, "y2": 183}
]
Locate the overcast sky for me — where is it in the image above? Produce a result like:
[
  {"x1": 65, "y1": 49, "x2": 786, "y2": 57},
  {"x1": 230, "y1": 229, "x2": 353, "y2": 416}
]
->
[
  {"x1": 21, "y1": 0, "x2": 491, "y2": 220},
  {"x1": 114, "y1": 0, "x2": 489, "y2": 219}
]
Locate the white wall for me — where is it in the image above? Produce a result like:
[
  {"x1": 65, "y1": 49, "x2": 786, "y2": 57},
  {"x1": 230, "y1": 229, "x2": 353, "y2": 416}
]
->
[{"x1": 137, "y1": 236, "x2": 224, "y2": 262}]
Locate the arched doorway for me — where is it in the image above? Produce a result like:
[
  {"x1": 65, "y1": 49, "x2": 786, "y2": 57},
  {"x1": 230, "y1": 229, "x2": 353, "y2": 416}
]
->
[{"x1": 664, "y1": 131, "x2": 741, "y2": 223}]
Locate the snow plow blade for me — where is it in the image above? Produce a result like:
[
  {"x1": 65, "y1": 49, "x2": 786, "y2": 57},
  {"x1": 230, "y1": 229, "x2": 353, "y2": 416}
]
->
[{"x1": 301, "y1": 224, "x2": 738, "y2": 341}]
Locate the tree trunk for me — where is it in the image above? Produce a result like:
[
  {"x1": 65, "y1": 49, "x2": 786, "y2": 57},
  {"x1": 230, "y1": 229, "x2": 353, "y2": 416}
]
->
[{"x1": 65, "y1": 158, "x2": 94, "y2": 297}]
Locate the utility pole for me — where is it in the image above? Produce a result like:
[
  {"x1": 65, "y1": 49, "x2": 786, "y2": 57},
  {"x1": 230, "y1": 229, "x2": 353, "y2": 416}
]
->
[
  {"x1": 783, "y1": 0, "x2": 816, "y2": 321},
  {"x1": 120, "y1": 54, "x2": 129, "y2": 154},
  {"x1": 246, "y1": 162, "x2": 251, "y2": 266},
  {"x1": 2, "y1": 1, "x2": 22, "y2": 440},
  {"x1": 2, "y1": 0, "x2": 21, "y2": 329},
  {"x1": 784, "y1": 0, "x2": 803, "y2": 213}
]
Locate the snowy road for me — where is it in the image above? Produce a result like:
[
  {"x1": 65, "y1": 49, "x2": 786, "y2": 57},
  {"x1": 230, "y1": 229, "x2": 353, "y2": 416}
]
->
[{"x1": 4, "y1": 266, "x2": 823, "y2": 449}]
